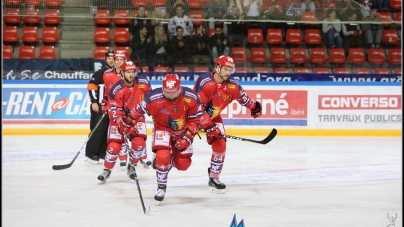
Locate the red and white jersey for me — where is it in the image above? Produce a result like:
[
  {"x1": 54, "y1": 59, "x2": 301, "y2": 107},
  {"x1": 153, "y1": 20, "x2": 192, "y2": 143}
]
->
[
  {"x1": 109, "y1": 75, "x2": 151, "y2": 122},
  {"x1": 103, "y1": 67, "x2": 122, "y2": 101},
  {"x1": 129, "y1": 87, "x2": 203, "y2": 135},
  {"x1": 193, "y1": 72, "x2": 256, "y2": 126}
]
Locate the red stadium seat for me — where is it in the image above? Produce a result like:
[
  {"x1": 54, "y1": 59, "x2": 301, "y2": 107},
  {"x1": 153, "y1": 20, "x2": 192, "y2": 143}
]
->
[
  {"x1": 328, "y1": 48, "x2": 346, "y2": 64},
  {"x1": 132, "y1": 0, "x2": 148, "y2": 7},
  {"x1": 151, "y1": 0, "x2": 166, "y2": 7},
  {"x1": 270, "y1": 47, "x2": 286, "y2": 64},
  {"x1": 353, "y1": 68, "x2": 371, "y2": 74},
  {"x1": 387, "y1": 48, "x2": 401, "y2": 64},
  {"x1": 94, "y1": 10, "x2": 111, "y2": 26},
  {"x1": 395, "y1": 12, "x2": 401, "y2": 26},
  {"x1": 137, "y1": 66, "x2": 149, "y2": 72},
  {"x1": 333, "y1": 68, "x2": 350, "y2": 74},
  {"x1": 378, "y1": 11, "x2": 393, "y2": 27},
  {"x1": 113, "y1": 28, "x2": 130, "y2": 44},
  {"x1": 393, "y1": 68, "x2": 401, "y2": 74},
  {"x1": 3, "y1": 45, "x2": 14, "y2": 59},
  {"x1": 114, "y1": 46, "x2": 130, "y2": 59},
  {"x1": 390, "y1": 0, "x2": 402, "y2": 8},
  {"x1": 114, "y1": 10, "x2": 130, "y2": 26},
  {"x1": 313, "y1": 68, "x2": 330, "y2": 74},
  {"x1": 189, "y1": 10, "x2": 205, "y2": 26},
  {"x1": 348, "y1": 48, "x2": 365, "y2": 64},
  {"x1": 374, "y1": 68, "x2": 390, "y2": 74},
  {"x1": 289, "y1": 48, "x2": 306, "y2": 64},
  {"x1": 46, "y1": 0, "x2": 61, "y2": 6},
  {"x1": 42, "y1": 26, "x2": 59, "y2": 44},
  {"x1": 22, "y1": 26, "x2": 39, "y2": 44},
  {"x1": 250, "y1": 47, "x2": 267, "y2": 63},
  {"x1": 286, "y1": 29, "x2": 302, "y2": 45},
  {"x1": 304, "y1": 29, "x2": 322, "y2": 45},
  {"x1": 302, "y1": 12, "x2": 317, "y2": 26},
  {"x1": 273, "y1": 67, "x2": 290, "y2": 73},
  {"x1": 4, "y1": 8, "x2": 21, "y2": 25},
  {"x1": 39, "y1": 46, "x2": 56, "y2": 59},
  {"x1": 24, "y1": 0, "x2": 41, "y2": 6},
  {"x1": 208, "y1": 28, "x2": 216, "y2": 37},
  {"x1": 381, "y1": 30, "x2": 399, "y2": 45},
  {"x1": 294, "y1": 68, "x2": 310, "y2": 73},
  {"x1": 368, "y1": 48, "x2": 386, "y2": 64},
  {"x1": 188, "y1": 0, "x2": 203, "y2": 8},
  {"x1": 174, "y1": 66, "x2": 190, "y2": 72},
  {"x1": 309, "y1": 48, "x2": 326, "y2": 64},
  {"x1": 44, "y1": 9, "x2": 61, "y2": 25},
  {"x1": 236, "y1": 67, "x2": 248, "y2": 73},
  {"x1": 24, "y1": 8, "x2": 40, "y2": 25},
  {"x1": 266, "y1": 28, "x2": 283, "y2": 45},
  {"x1": 247, "y1": 28, "x2": 264, "y2": 44},
  {"x1": 3, "y1": 26, "x2": 19, "y2": 43},
  {"x1": 230, "y1": 47, "x2": 247, "y2": 63},
  {"x1": 253, "y1": 67, "x2": 269, "y2": 73},
  {"x1": 5, "y1": 0, "x2": 21, "y2": 5},
  {"x1": 94, "y1": 27, "x2": 111, "y2": 44},
  {"x1": 93, "y1": 46, "x2": 110, "y2": 59},
  {"x1": 155, "y1": 66, "x2": 170, "y2": 72},
  {"x1": 18, "y1": 45, "x2": 35, "y2": 59},
  {"x1": 193, "y1": 66, "x2": 209, "y2": 72}
]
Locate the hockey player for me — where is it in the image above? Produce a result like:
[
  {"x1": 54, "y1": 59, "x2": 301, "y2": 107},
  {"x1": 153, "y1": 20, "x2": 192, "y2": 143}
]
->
[
  {"x1": 126, "y1": 74, "x2": 203, "y2": 203},
  {"x1": 193, "y1": 55, "x2": 262, "y2": 193},
  {"x1": 85, "y1": 50, "x2": 114, "y2": 164},
  {"x1": 98, "y1": 60, "x2": 152, "y2": 184}
]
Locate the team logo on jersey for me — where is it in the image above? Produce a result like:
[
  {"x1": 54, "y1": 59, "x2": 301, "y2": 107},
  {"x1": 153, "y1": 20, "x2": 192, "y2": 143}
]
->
[
  {"x1": 228, "y1": 84, "x2": 235, "y2": 89},
  {"x1": 217, "y1": 93, "x2": 222, "y2": 98},
  {"x1": 156, "y1": 132, "x2": 165, "y2": 140},
  {"x1": 138, "y1": 85, "x2": 145, "y2": 88},
  {"x1": 173, "y1": 106, "x2": 178, "y2": 112},
  {"x1": 130, "y1": 96, "x2": 134, "y2": 102}
]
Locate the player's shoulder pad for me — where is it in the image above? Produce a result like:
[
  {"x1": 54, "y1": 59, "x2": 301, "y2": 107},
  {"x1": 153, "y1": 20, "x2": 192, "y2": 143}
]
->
[
  {"x1": 182, "y1": 87, "x2": 200, "y2": 103},
  {"x1": 144, "y1": 88, "x2": 164, "y2": 103},
  {"x1": 135, "y1": 75, "x2": 151, "y2": 86},
  {"x1": 226, "y1": 78, "x2": 242, "y2": 90},
  {"x1": 195, "y1": 73, "x2": 215, "y2": 93},
  {"x1": 110, "y1": 80, "x2": 125, "y2": 98}
]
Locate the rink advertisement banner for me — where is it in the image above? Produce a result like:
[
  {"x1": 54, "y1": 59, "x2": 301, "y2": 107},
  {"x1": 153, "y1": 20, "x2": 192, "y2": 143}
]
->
[
  {"x1": 2, "y1": 70, "x2": 401, "y2": 82},
  {"x1": 2, "y1": 81, "x2": 401, "y2": 132}
]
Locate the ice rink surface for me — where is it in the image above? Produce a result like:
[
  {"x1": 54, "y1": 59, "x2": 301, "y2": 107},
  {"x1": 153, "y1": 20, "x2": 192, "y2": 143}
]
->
[{"x1": 2, "y1": 135, "x2": 402, "y2": 227}]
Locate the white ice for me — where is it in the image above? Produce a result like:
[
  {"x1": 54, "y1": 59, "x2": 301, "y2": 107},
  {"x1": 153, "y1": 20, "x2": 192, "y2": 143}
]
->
[{"x1": 2, "y1": 135, "x2": 402, "y2": 227}]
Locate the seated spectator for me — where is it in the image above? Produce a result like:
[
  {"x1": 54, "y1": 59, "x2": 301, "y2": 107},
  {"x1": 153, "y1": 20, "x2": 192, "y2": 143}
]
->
[
  {"x1": 168, "y1": 5, "x2": 193, "y2": 40},
  {"x1": 208, "y1": 0, "x2": 229, "y2": 35},
  {"x1": 322, "y1": 8, "x2": 343, "y2": 48},
  {"x1": 336, "y1": 0, "x2": 361, "y2": 20},
  {"x1": 361, "y1": 8, "x2": 383, "y2": 48},
  {"x1": 170, "y1": 26, "x2": 192, "y2": 64},
  {"x1": 210, "y1": 25, "x2": 230, "y2": 61},
  {"x1": 342, "y1": 13, "x2": 364, "y2": 55},
  {"x1": 225, "y1": 6, "x2": 248, "y2": 48},
  {"x1": 167, "y1": 0, "x2": 189, "y2": 19},
  {"x1": 152, "y1": 23, "x2": 172, "y2": 68},
  {"x1": 130, "y1": 6, "x2": 153, "y2": 41},
  {"x1": 358, "y1": 0, "x2": 374, "y2": 18},
  {"x1": 130, "y1": 25, "x2": 155, "y2": 71},
  {"x1": 374, "y1": 0, "x2": 390, "y2": 11},
  {"x1": 191, "y1": 25, "x2": 212, "y2": 64},
  {"x1": 227, "y1": 0, "x2": 244, "y2": 15},
  {"x1": 301, "y1": 0, "x2": 315, "y2": 12},
  {"x1": 150, "y1": 7, "x2": 167, "y2": 27}
]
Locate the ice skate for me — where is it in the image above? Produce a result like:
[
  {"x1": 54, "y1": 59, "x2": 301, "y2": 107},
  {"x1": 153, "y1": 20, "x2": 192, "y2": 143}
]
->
[
  {"x1": 98, "y1": 169, "x2": 111, "y2": 184},
  {"x1": 126, "y1": 163, "x2": 137, "y2": 182},
  {"x1": 120, "y1": 161, "x2": 127, "y2": 170},
  {"x1": 140, "y1": 158, "x2": 152, "y2": 169},
  {"x1": 208, "y1": 168, "x2": 226, "y2": 194},
  {"x1": 84, "y1": 156, "x2": 99, "y2": 165},
  {"x1": 154, "y1": 184, "x2": 167, "y2": 205}
]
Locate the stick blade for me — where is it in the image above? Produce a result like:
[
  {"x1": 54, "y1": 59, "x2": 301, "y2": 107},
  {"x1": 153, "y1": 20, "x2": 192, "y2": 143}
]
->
[
  {"x1": 52, "y1": 164, "x2": 72, "y2": 170},
  {"x1": 260, "y1": 128, "x2": 277, "y2": 144}
]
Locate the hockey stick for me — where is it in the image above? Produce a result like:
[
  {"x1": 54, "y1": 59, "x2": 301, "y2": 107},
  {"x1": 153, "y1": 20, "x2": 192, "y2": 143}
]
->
[
  {"x1": 124, "y1": 133, "x2": 150, "y2": 215},
  {"x1": 52, "y1": 114, "x2": 106, "y2": 170},
  {"x1": 145, "y1": 120, "x2": 277, "y2": 145}
]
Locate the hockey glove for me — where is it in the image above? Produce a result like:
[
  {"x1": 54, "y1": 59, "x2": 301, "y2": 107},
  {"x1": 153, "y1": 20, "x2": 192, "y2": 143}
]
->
[
  {"x1": 101, "y1": 99, "x2": 109, "y2": 114},
  {"x1": 251, "y1": 101, "x2": 262, "y2": 118},
  {"x1": 205, "y1": 124, "x2": 223, "y2": 145},
  {"x1": 174, "y1": 134, "x2": 193, "y2": 152},
  {"x1": 125, "y1": 126, "x2": 139, "y2": 141},
  {"x1": 117, "y1": 116, "x2": 132, "y2": 135}
]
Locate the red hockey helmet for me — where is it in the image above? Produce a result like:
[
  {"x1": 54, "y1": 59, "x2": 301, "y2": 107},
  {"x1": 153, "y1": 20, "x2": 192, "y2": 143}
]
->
[
  {"x1": 215, "y1": 55, "x2": 235, "y2": 74},
  {"x1": 162, "y1": 74, "x2": 181, "y2": 99},
  {"x1": 114, "y1": 50, "x2": 127, "y2": 59},
  {"x1": 120, "y1": 60, "x2": 136, "y2": 71}
]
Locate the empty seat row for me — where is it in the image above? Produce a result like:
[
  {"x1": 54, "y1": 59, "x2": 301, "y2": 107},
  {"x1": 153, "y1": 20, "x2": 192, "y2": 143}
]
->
[
  {"x1": 4, "y1": 0, "x2": 61, "y2": 6},
  {"x1": 94, "y1": 27, "x2": 130, "y2": 44},
  {"x1": 240, "y1": 67, "x2": 401, "y2": 74},
  {"x1": 3, "y1": 26, "x2": 59, "y2": 44},
  {"x1": 3, "y1": 45, "x2": 56, "y2": 59},
  {"x1": 4, "y1": 8, "x2": 61, "y2": 26}
]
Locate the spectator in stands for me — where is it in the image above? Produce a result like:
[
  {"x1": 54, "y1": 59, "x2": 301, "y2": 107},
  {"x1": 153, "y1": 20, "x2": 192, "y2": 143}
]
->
[
  {"x1": 191, "y1": 24, "x2": 212, "y2": 64},
  {"x1": 130, "y1": 25, "x2": 155, "y2": 71},
  {"x1": 130, "y1": 6, "x2": 153, "y2": 41},
  {"x1": 336, "y1": 0, "x2": 362, "y2": 20},
  {"x1": 322, "y1": 8, "x2": 343, "y2": 48},
  {"x1": 374, "y1": 0, "x2": 390, "y2": 11},
  {"x1": 360, "y1": 8, "x2": 383, "y2": 48},
  {"x1": 301, "y1": 0, "x2": 315, "y2": 12},
  {"x1": 342, "y1": 13, "x2": 364, "y2": 56},
  {"x1": 170, "y1": 26, "x2": 192, "y2": 64},
  {"x1": 227, "y1": 0, "x2": 244, "y2": 15},
  {"x1": 152, "y1": 23, "x2": 172, "y2": 68},
  {"x1": 208, "y1": 0, "x2": 229, "y2": 35},
  {"x1": 357, "y1": 0, "x2": 374, "y2": 18},
  {"x1": 210, "y1": 25, "x2": 230, "y2": 61},
  {"x1": 243, "y1": 0, "x2": 265, "y2": 35},
  {"x1": 168, "y1": 5, "x2": 193, "y2": 40},
  {"x1": 150, "y1": 7, "x2": 167, "y2": 27},
  {"x1": 167, "y1": 0, "x2": 189, "y2": 19},
  {"x1": 225, "y1": 6, "x2": 248, "y2": 48}
]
